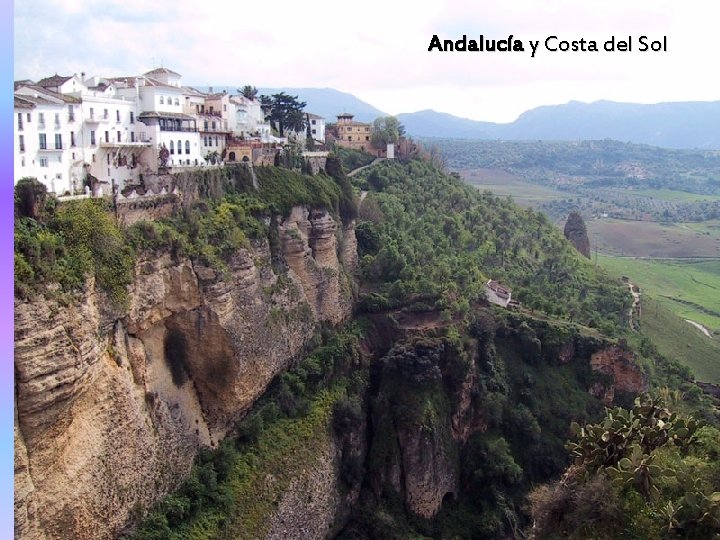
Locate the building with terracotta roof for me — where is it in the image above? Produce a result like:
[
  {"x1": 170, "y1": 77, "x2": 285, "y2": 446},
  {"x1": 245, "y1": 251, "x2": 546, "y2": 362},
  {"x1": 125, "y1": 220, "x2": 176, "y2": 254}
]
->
[{"x1": 332, "y1": 112, "x2": 371, "y2": 152}]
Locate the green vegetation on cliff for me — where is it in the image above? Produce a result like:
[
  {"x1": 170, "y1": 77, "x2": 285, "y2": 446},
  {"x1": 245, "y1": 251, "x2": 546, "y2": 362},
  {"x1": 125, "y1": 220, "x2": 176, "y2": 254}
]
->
[
  {"x1": 14, "y1": 159, "x2": 356, "y2": 301},
  {"x1": 353, "y1": 159, "x2": 629, "y2": 333}
]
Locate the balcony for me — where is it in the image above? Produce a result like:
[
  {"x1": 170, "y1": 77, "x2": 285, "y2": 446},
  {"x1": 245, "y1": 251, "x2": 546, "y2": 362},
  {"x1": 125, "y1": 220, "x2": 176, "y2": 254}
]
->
[
  {"x1": 38, "y1": 122, "x2": 46, "y2": 129},
  {"x1": 54, "y1": 123, "x2": 61, "y2": 130},
  {"x1": 160, "y1": 126, "x2": 198, "y2": 133},
  {"x1": 85, "y1": 115, "x2": 100, "y2": 124}
]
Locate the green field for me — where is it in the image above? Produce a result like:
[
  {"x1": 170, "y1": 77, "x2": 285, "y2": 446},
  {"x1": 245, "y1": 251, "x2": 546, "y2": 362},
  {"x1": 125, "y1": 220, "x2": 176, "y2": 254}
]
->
[
  {"x1": 637, "y1": 297, "x2": 720, "y2": 383},
  {"x1": 598, "y1": 256, "x2": 720, "y2": 382},
  {"x1": 457, "y1": 168, "x2": 572, "y2": 206},
  {"x1": 614, "y1": 188, "x2": 720, "y2": 202},
  {"x1": 598, "y1": 255, "x2": 720, "y2": 333},
  {"x1": 588, "y1": 219, "x2": 720, "y2": 258}
]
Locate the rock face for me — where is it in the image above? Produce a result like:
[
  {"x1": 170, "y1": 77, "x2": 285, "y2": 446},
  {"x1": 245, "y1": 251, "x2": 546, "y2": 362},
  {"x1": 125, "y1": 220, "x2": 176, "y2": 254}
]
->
[
  {"x1": 563, "y1": 211, "x2": 591, "y2": 259},
  {"x1": 590, "y1": 345, "x2": 648, "y2": 405},
  {"x1": 14, "y1": 207, "x2": 356, "y2": 540}
]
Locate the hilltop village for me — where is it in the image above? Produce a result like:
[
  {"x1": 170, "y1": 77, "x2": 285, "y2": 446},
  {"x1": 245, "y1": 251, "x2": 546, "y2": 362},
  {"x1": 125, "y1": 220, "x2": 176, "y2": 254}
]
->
[{"x1": 13, "y1": 67, "x2": 413, "y2": 198}]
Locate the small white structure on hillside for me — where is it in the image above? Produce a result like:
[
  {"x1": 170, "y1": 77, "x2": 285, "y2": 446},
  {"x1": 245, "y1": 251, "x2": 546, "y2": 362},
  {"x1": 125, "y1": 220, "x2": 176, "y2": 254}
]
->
[{"x1": 485, "y1": 280, "x2": 512, "y2": 308}]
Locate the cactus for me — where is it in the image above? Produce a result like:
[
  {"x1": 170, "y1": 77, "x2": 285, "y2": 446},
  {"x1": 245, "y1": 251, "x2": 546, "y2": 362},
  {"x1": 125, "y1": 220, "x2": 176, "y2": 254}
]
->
[{"x1": 567, "y1": 394, "x2": 702, "y2": 477}]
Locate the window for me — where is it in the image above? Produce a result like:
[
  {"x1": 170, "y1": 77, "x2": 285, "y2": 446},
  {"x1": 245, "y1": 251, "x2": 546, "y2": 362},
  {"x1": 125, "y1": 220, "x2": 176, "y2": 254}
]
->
[
  {"x1": 107, "y1": 155, "x2": 110, "y2": 165},
  {"x1": 365, "y1": 136, "x2": 369, "y2": 141},
  {"x1": 130, "y1": 112, "x2": 134, "y2": 124},
  {"x1": 92, "y1": 154, "x2": 96, "y2": 162},
  {"x1": 39, "y1": 133, "x2": 47, "y2": 149},
  {"x1": 223, "y1": 104, "x2": 227, "y2": 112},
  {"x1": 55, "y1": 134, "x2": 62, "y2": 149},
  {"x1": 185, "y1": 141, "x2": 190, "y2": 154},
  {"x1": 117, "y1": 131, "x2": 121, "y2": 142},
  {"x1": 116, "y1": 110, "x2": 120, "y2": 122},
  {"x1": 169, "y1": 141, "x2": 174, "y2": 154},
  {"x1": 312, "y1": 119, "x2": 316, "y2": 125},
  {"x1": 214, "y1": 136, "x2": 217, "y2": 146},
  {"x1": 54, "y1": 113, "x2": 60, "y2": 128},
  {"x1": 68, "y1": 105, "x2": 75, "y2": 122},
  {"x1": 89, "y1": 107, "x2": 95, "y2": 119},
  {"x1": 130, "y1": 132, "x2": 135, "y2": 142},
  {"x1": 103, "y1": 108, "x2": 108, "y2": 119},
  {"x1": 177, "y1": 140, "x2": 181, "y2": 154},
  {"x1": 348, "y1": 136, "x2": 352, "y2": 141},
  {"x1": 17, "y1": 113, "x2": 23, "y2": 130},
  {"x1": 312, "y1": 129, "x2": 316, "y2": 135},
  {"x1": 204, "y1": 120, "x2": 208, "y2": 131},
  {"x1": 38, "y1": 113, "x2": 45, "y2": 128},
  {"x1": 70, "y1": 131, "x2": 75, "y2": 147},
  {"x1": 19, "y1": 135, "x2": 25, "y2": 152},
  {"x1": 212, "y1": 121, "x2": 216, "y2": 130},
  {"x1": 21, "y1": 157, "x2": 25, "y2": 167},
  {"x1": 174, "y1": 98, "x2": 179, "y2": 106},
  {"x1": 39, "y1": 157, "x2": 48, "y2": 167},
  {"x1": 104, "y1": 131, "x2": 109, "y2": 143},
  {"x1": 27, "y1": 113, "x2": 31, "y2": 122},
  {"x1": 90, "y1": 130, "x2": 96, "y2": 145},
  {"x1": 204, "y1": 136, "x2": 208, "y2": 146},
  {"x1": 159, "y1": 96, "x2": 164, "y2": 104}
]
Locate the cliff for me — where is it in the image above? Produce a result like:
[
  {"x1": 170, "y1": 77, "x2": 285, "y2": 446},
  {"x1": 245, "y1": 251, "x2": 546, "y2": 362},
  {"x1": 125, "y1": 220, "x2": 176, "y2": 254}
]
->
[{"x1": 14, "y1": 207, "x2": 356, "y2": 540}]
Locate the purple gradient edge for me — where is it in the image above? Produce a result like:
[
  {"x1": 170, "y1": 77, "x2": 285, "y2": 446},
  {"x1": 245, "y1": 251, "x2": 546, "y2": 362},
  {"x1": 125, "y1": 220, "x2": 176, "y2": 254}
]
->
[{"x1": 5, "y1": 3, "x2": 15, "y2": 537}]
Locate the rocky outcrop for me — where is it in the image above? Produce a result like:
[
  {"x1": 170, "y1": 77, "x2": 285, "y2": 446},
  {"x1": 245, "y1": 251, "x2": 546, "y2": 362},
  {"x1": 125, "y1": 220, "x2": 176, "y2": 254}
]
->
[
  {"x1": 14, "y1": 207, "x2": 356, "y2": 540},
  {"x1": 563, "y1": 211, "x2": 591, "y2": 259},
  {"x1": 590, "y1": 345, "x2": 648, "y2": 405}
]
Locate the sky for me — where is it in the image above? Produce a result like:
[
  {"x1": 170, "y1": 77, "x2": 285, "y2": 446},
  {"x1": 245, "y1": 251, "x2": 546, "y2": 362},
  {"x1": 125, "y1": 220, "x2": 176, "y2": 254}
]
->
[{"x1": 12, "y1": 0, "x2": 720, "y2": 121}]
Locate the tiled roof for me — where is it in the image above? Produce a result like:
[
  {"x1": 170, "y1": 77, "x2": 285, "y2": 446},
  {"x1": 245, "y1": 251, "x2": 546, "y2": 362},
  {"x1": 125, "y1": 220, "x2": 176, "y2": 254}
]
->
[
  {"x1": 13, "y1": 92, "x2": 62, "y2": 106},
  {"x1": 307, "y1": 112, "x2": 324, "y2": 120},
  {"x1": 14, "y1": 96, "x2": 35, "y2": 109},
  {"x1": 36, "y1": 74, "x2": 73, "y2": 88},
  {"x1": 144, "y1": 67, "x2": 182, "y2": 78},
  {"x1": 14, "y1": 80, "x2": 35, "y2": 90}
]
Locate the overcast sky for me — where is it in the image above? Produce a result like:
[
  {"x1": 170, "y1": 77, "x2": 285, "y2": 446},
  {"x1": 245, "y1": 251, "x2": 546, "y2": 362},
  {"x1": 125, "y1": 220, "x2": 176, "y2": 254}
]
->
[{"x1": 14, "y1": 0, "x2": 720, "y2": 122}]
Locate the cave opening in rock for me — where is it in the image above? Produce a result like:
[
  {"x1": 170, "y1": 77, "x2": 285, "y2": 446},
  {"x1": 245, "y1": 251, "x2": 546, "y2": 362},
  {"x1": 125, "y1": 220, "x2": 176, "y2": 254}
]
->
[{"x1": 164, "y1": 327, "x2": 189, "y2": 386}]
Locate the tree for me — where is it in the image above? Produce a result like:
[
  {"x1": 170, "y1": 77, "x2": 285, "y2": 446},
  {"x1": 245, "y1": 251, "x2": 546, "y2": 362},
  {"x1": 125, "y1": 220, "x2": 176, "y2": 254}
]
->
[
  {"x1": 370, "y1": 116, "x2": 405, "y2": 148},
  {"x1": 239, "y1": 85, "x2": 258, "y2": 100},
  {"x1": 258, "y1": 92, "x2": 306, "y2": 137}
]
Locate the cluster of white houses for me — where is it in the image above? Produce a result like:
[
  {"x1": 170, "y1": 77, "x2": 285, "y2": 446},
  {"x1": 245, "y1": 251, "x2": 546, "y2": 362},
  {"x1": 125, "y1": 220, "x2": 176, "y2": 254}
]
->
[{"x1": 13, "y1": 68, "x2": 329, "y2": 195}]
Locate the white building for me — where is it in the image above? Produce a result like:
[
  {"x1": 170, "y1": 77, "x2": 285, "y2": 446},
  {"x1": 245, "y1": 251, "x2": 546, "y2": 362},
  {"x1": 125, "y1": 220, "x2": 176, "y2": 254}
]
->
[
  {"x1": 14, "y1": 85, "x2": 78, "y2": 195},
  {"x1": 306, "y1": 113, "x2": 325, "y2": 144},
  {"x1": 114, "y1": 69, "x2": 203, "y2": 169}
]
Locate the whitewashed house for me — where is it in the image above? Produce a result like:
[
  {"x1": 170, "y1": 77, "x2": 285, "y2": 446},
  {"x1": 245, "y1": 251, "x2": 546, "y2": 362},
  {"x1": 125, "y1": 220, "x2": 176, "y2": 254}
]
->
[
  {"x1": 14, "y1": 85, "x2": 77, "y2": 194},
  {"x1": 114, "y1": 69, "x2": 203, "y2": 169}
]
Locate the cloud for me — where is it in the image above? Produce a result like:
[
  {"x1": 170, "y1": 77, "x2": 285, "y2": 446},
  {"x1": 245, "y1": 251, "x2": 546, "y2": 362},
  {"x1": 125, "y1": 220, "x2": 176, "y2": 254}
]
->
[{"x1": 14, "y1": 0, "x2": 720, "y2": 122}]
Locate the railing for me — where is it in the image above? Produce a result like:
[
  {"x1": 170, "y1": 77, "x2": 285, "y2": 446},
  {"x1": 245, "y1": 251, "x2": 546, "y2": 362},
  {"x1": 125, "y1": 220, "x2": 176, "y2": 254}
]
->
[
  {"x1": 68, "y1": 114, "x2": 75, "y2": 122},
  {"x1": 38, "y1": 122, "x2": 46, "y2": 129},
  {"x1": 159, "y1": 126, "x2": 198, "y2": 132}
]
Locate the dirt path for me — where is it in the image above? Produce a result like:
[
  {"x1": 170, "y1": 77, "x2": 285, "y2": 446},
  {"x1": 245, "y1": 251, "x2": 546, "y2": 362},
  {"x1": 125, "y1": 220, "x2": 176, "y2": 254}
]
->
[
  {"x1": 684, "y1": 319, "x2": 712, "y2": 338},
  {"x1": 627, "y1": 281, "x2": 641, "y2": 331},
  {"x1": 348, "y1": 158, "x2": 384, "y2": 177}
]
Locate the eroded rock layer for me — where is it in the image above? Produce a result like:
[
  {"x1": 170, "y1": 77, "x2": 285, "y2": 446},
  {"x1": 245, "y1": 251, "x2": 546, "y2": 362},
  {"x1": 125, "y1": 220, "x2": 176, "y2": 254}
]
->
[{"x1": 14, "y1": 207, "x2": 355, "y2": 540}]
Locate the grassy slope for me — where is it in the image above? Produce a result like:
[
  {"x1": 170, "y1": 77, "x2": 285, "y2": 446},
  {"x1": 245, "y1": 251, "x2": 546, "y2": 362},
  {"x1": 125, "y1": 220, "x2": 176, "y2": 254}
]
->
[
  {"x1": 598, "y1": 255, "x2": 720, "y2": 383},
  {"x1": 639, "y1": 297, "x2": 720, "y2": 383},
  {"x1": 597, "y1": 255, "x2": 720, "y2": 332}
]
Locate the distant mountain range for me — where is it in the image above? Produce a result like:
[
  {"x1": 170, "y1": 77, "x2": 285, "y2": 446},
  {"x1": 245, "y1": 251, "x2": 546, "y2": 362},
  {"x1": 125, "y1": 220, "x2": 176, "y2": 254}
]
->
[
  {"x1": 198, "y1": 85, "x2": 720, "y2": 149},
  {"x1": 398, "y1": 100, "x2": 720, "y2": 149}
]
